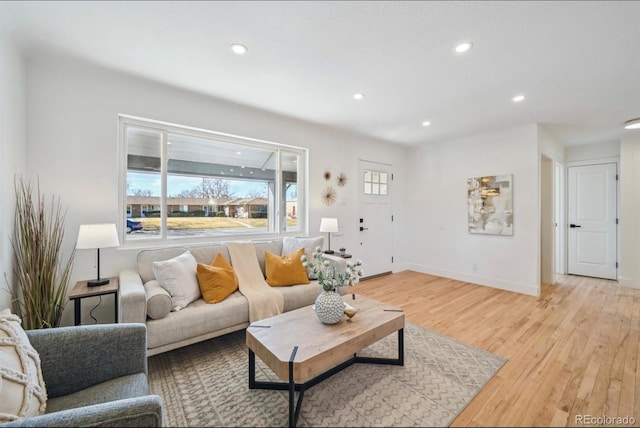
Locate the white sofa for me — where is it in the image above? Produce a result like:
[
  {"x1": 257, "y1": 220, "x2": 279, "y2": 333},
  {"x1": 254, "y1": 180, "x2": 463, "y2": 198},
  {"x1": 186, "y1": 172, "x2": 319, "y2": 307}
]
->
[{"x1": 119, "y1": 238, "x2": 344, "y2": 356}]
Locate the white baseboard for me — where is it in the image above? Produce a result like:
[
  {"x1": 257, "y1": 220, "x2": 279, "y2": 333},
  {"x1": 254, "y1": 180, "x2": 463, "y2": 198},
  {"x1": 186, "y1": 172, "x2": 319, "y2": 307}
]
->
[
  {"x1": 400, "y1": 263, "x2": 540, "y2": 297},
  {"x1": 618, "y1": 277, "x2": 640, "y2": 289}
]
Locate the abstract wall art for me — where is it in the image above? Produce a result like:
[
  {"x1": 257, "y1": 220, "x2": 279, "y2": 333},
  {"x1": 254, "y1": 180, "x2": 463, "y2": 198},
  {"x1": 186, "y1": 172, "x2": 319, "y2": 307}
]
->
[{"x1": 467, "y1": 174, "x2": 513, "y2": 235}]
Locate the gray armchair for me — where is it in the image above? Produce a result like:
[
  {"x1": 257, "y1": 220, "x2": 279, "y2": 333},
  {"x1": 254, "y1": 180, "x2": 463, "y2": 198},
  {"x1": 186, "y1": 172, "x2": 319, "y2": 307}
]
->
[{"x1": 1, "y1": 323, "x2": 162, "y2": 427}]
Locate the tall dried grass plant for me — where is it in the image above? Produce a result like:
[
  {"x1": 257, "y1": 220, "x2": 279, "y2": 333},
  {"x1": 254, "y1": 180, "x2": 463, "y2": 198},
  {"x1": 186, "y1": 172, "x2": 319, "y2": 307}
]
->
[{"x1": 10, "y1": 176, "x2": 74, "y2": 329}]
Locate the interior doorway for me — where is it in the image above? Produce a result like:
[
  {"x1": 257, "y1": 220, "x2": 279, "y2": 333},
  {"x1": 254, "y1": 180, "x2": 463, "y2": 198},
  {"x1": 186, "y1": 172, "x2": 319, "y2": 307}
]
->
[
  {"x1": 540, "y1": 155, "x2": 555, "y2": 284},
  {"x1": 566, "y1": 162, "x2": 618, "y2": 280}
]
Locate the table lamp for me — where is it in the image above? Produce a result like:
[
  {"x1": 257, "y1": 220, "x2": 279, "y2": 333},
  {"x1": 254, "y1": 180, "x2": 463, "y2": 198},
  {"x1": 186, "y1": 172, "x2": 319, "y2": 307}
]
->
[
  {"x1": 76, "y1": 223, "x2": 120, "y2": 286},
  {"x1": 319, "y1": 217, "x2": 339, "y2": 254}
]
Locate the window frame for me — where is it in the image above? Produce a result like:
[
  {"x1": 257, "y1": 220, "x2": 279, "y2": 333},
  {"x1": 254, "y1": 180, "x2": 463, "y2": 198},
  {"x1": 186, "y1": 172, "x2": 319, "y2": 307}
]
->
[{"x1": 117, "y1": 114, "x2": 308, "y2": 247}]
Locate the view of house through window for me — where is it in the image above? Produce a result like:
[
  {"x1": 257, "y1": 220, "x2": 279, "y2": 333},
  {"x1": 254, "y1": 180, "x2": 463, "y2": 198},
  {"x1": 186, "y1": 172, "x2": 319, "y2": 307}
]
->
[{"x1": 121, "y1": 117, "x2": 305, "y2": 242}]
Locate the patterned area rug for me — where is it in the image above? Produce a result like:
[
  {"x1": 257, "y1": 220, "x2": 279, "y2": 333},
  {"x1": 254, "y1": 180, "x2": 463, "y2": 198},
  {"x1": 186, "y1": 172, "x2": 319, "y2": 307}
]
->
[{"x1": 148, "y1": 322, "x2": 506, "y2": 427}]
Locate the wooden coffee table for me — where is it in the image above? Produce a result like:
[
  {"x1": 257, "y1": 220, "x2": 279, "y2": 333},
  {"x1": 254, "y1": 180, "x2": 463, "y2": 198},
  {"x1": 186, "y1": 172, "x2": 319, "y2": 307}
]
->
[{"x1": 246, "y1": 294, "x2": 405, "y2": 427}]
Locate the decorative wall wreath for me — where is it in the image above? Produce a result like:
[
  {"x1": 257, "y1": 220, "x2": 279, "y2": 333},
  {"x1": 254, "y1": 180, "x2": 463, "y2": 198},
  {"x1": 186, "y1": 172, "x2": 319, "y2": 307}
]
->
[{"x1": 321, "y1": 186, "x2": 337, "y2": 205}]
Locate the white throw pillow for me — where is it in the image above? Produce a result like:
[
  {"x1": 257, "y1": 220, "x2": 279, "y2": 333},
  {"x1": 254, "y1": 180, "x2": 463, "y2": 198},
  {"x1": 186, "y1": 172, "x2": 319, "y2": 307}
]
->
[
  {"x1": 152, "y1": 250, "x2": 201, "y2": 311},
  {"x1": 0, "y1": 308, "x2": 47, "y2": 422},
  {"x1": 282, "y1": 236, "x2": 324, "y2": 279}
]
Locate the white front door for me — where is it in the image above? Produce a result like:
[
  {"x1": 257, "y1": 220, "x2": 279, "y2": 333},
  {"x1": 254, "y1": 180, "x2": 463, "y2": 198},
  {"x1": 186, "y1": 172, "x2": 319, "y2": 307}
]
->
[
  {"x1": 567, "y1": 163, "x2": 617, "y2": 280},
  {"x1": 358, "y1": 160, "x2": 393, "y2": 278}
]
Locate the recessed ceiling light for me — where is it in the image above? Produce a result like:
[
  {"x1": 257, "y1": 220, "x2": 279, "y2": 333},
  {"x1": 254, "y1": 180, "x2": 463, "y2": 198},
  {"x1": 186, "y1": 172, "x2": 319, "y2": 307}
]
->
[
  {"x1": 422, "y1": 121, "x2": 431, "y2": 127},
  {"x1": 353, "y1": 93, "x2": 365, "y2": 100},
  {"x1": 454, "y1": 42, "x2": 473, "y2": 53},
  {"x1": 512, "y1": 94, "x2": 525, "y2": 103},
  {"x1": 230, "y1": 43, "x2": 248, "y2": 55},
  {"x1": 624, "y1": 118, "x2": 640, "y2": 129}
]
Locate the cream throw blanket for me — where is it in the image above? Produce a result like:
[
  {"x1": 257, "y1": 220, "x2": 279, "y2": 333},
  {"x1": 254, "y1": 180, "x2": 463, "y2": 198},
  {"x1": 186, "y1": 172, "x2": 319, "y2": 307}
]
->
[{"x1": 227, "y1": 242, "x2": 284, "y2": 323}]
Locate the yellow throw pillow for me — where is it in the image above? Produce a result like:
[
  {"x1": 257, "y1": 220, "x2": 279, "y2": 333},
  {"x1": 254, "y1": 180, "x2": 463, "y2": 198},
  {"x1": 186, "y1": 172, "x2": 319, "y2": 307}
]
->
[
  {"x1": 196, "y1": 253, "x2": 238, "y2": 304},
  {"x1": 265, "y1": 248, "x2": 310, "y2": 286}
]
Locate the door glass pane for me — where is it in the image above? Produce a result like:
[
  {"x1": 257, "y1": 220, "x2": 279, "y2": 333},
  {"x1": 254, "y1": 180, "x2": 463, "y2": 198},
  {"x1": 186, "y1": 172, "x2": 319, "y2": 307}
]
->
[{"x1": 362, "y1": 168, "x2": 389, "y2": 197}]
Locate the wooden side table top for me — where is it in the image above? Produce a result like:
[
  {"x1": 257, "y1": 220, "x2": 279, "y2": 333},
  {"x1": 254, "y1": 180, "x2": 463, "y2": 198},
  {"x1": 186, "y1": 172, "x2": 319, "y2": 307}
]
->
[
  {"x1": 69, "y1": 277, "x2": 119, "y2": 299},
  {"x1": 246, "y1": 294, "x2": 404, "y2": 382}
]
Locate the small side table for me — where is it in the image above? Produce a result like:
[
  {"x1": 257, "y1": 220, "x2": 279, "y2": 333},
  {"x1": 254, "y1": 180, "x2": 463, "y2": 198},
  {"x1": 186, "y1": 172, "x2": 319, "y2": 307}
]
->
[{"x1": 69, "y1": 277, "x2": 119, "y2": 326}]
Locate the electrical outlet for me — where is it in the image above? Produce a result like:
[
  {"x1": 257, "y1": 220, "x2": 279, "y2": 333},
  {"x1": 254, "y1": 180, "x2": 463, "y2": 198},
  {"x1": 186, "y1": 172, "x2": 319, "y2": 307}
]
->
[{"x1": 473, "y1": 263, "x2": 478, "y2": 272}]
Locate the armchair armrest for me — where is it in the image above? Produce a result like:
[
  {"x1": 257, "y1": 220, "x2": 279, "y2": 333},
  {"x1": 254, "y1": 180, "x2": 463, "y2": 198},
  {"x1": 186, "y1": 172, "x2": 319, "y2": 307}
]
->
[
  {"x1": 26, "y1": 323, "x2": 147, "y2": 398},
  {"x1": 0, "y1": 395, "x2": 163, "y2": 427},
  {"x1": 119, "y1": 269, "x2": 147, "y2": 323}
]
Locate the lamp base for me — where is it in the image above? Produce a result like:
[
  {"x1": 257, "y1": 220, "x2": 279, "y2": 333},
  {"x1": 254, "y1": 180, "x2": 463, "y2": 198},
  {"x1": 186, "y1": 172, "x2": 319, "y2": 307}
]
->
[
  {"x1": 324, "y1": 250, "x2": 335, "y2": 254},
  {"x1": 87, "y1": 278, "x2": 109, "y2": 287}
]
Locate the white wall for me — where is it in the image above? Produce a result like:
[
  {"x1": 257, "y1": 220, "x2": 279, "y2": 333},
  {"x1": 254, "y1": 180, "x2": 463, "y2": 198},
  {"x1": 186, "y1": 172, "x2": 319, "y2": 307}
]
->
[
  {"x1": 403, "y1": 124, "x2": 540, "y2": 296},
  {"x1": 619, "y1": 133, "x2": 640, "y2": 289},
  {"x1": 25, "y1": 52, "x2": 409, "y2": 325},
  {"x1": 565, "y1": 140, "x2": 620, "y2": 162},
  {"x1": 538, "y1": 125, "x2": 565, "y2": 162},
  {"x1": 0, "y1": 31, "x2": 27, "y2": 310}
]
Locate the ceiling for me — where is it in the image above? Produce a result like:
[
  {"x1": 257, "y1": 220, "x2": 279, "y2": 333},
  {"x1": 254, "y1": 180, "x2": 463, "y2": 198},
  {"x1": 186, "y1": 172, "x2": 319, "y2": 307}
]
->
[{"x1": 2, "y1": 1, "x2": 640, "y2": 146}]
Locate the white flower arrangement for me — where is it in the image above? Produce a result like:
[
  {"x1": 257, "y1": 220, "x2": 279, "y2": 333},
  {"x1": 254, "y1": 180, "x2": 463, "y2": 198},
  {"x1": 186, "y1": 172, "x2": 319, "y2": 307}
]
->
[{"x1": 301, "y1": 246, "x2": 364, "y2": 292}]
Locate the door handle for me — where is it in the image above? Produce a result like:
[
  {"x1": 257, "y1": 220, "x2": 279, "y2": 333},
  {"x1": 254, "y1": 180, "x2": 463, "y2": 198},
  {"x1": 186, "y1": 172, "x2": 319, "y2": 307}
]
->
[
  {"x1": 359, "y1": 226, "x2": 369, "y2": 231},
  {"x1": 569, "y1": 224, "x2": 581, "y2": 228}
]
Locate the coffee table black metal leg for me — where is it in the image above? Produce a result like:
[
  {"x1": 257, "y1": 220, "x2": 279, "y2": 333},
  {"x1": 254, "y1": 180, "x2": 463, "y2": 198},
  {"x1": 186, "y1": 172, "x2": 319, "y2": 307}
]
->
[
  {"x1": 399, "y1": 327, "x2": 404, "y2": 365},
  {"x1": 249, "y1": 349, "x2": 256, "y2": 389},
  {"x1": 249, "y1": 328, "x2": 404, "y2": 427},
  {"x1": 354, "y1": 328, "x2": 404, "y2": 366},
  {"x1": 289, "y1": 346, "x2": 305, "y2": 428}
]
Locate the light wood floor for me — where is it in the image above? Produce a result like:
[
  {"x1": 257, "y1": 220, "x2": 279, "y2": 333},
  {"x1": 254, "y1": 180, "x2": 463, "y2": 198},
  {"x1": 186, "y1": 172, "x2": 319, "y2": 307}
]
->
[{"x1": 356, "y1": 270, "x2": 640, "y2": 427}]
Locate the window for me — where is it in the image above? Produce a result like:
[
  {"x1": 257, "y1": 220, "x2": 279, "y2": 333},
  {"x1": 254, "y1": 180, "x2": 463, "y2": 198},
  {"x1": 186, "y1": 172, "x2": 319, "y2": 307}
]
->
[{"x1": 119, "y1": 115, "x2": 306, "y2": 244}]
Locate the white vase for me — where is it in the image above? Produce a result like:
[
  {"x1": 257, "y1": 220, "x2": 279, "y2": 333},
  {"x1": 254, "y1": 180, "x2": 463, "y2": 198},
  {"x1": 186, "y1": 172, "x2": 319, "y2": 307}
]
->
[{"x1": 314, "y1": 291, "x2": 345, "y2": 324}]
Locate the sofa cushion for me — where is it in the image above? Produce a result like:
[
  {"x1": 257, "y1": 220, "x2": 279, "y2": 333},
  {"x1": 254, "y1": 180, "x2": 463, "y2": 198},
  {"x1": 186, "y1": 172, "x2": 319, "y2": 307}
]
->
[
  {"x1": 282, "y1": 236, "x2": 324, "y2": 258},
  {"x1": 188, "y1": 244, "x2": 230, "y2": 266},
  {"x1": 196, "y1": 254, "x2": 238, "y2": 304},
  {"x1": 145, "y1": 292, "x2": 249, "y2": 350},
  {"x1": 137, "y1": 247, "x2": 188, "y2": 284},
  {"x1": 265, "y1": 248, "x2": 310, "y2": 286},
  {"x1": 144, "y1": 281, "x2": 172, "y2": 320},
  {"x1": 152, "y1": 250, "x2": 200, "y2": 311},
  {"x1": 253, "y1": 241, "x2": 283, "y2": 275},
  {"x1": 282, "y1": 236, "x2": 324, "y2": 278},
  {"x1": 0, "y1": 308, "x2": 47, "y2": 422}
]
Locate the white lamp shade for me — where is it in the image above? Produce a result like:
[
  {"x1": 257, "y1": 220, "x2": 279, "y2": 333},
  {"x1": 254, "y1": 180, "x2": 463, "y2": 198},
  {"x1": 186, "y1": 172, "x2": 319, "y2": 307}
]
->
[
  {"x1": 319, "y1": 217, "x2": 339, "y2": 233},
  {"x1": 76, "y1": 224, "x2": 120, "y2": 249}
]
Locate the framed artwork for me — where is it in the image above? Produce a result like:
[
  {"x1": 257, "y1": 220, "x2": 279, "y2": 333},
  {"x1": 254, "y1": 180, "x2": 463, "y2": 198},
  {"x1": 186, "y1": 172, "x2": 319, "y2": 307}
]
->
[{"x1": 467, "y1": 174, "x2": 513, "y2": 235}]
